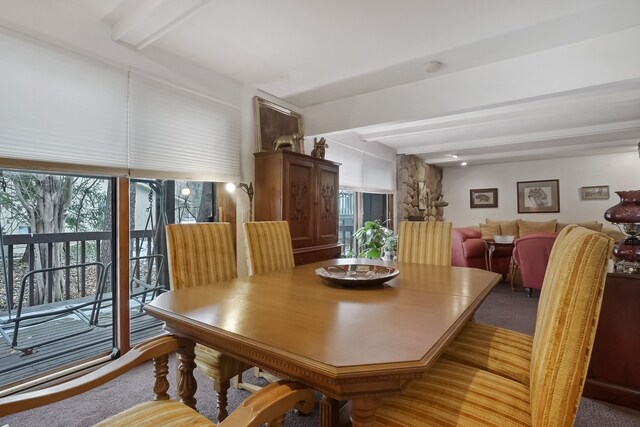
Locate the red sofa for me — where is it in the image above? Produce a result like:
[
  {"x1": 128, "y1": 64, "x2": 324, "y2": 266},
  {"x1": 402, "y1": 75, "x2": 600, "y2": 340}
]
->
[{"x1": 451, "y1": 227, "x2": 512, "y2": 276}]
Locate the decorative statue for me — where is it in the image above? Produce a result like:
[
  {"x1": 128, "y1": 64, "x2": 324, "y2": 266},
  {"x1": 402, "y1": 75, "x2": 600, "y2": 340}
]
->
[
  {"x1": 273, "y1": 133, "x2": 302, "y2": 151},
  {"x1": 310, "y1": 137, "x2": 328, "y2": 159}
]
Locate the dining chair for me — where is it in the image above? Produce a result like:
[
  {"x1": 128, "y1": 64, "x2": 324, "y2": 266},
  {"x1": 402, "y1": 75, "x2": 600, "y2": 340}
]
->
[
  {"x1": 243, "y1": 221, "x2": 295, "y2": 276},
  {"x1": 396, "y1": 220, "x2": 452, "y2": 265},
  {"x1": 240, "y1": 221, "x2": 295, "y2": 391},
  {"x1": 165, "y1": 222, "x2": 251, "y2": 422},
  {"x1": 375, "y1": 225, "x2": 613, "y2": 426},
  {"x1": 0, "y1": 335, "x2": 316, "y2": 427}
]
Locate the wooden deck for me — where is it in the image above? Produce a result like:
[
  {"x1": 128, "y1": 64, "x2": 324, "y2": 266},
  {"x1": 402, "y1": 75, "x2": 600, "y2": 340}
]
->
[{"x1": 0, "y1": 299, "x2": 165, "y2": 391}]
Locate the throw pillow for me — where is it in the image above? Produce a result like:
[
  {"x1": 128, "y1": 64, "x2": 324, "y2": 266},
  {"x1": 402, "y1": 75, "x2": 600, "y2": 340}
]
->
[
  {"x1": 517, "y1": 219, "x2": 558, "y2": 237},
  {"x1": 556, "y1": 221, "x2": 603, "y2": 232},
  {"x1": 486, "y1": 219, "x2": 519, "y2": 237},
  {"x1": 479, "y1": 222, "x2": 501, "y2": 240}
]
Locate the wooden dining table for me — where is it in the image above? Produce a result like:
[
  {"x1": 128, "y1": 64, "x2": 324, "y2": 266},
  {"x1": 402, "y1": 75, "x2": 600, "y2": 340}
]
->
[{"x1": 145, "y1": 258, "x2": 501, "y2": 426}]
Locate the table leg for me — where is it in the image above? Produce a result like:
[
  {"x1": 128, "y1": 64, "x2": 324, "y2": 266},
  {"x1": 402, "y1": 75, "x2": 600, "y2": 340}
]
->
[
  {"x1": 487, "y1": 244, "x2": 495, "y2": 272},
  {"x1": 176, "y1": 337, "x2": 198, "y2": 410},
  {"x1": 350, "y1": 397, "x2": 382, "y2": 427}
]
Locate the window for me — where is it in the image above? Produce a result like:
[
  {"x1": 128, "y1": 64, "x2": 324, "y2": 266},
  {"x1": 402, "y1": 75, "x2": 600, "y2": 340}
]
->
[{"x1": 338, "y1": 191, "x2": 394, "y2": 255}]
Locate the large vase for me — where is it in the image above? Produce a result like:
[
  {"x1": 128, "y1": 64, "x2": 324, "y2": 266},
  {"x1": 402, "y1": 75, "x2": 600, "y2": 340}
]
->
[{"x1": 604, "y1": 190, "x2": 640, "y2": 273}]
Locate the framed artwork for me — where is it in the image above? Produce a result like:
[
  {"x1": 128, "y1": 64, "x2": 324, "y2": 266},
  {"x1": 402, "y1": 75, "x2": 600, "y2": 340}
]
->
[
  {"x1": 581, "y1": 185, "x2": 610, "y2": 200},
  {"x1": 517, "y1": 179, "x2": 560, "y2": 213},
  {"x1": 469, "y1": 188, "x2": 498, "y2": 208},
  {"x1": 253, "y1": 96, "x2": 304, "y2": 153}
]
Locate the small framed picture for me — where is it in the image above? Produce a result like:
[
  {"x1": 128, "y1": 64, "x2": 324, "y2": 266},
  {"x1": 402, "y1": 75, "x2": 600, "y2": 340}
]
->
[
  {"x1": 470, "y1": 188, "x2": 498, "y2": 208},
  {"x1": 581, "y1": 185, "x2": 609, "y2": 200},
  {"x1": 517, "y1": 179, "x2": 560, "y2": 213}
]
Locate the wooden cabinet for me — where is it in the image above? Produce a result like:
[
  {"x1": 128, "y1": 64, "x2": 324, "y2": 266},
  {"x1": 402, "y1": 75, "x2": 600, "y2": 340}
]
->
[
  {"x1": 583, "y1": 273, "x2": 640, "y2": 410},
  {"x1": 254, "y1": 150, "x2": 341, "y2": 265}
]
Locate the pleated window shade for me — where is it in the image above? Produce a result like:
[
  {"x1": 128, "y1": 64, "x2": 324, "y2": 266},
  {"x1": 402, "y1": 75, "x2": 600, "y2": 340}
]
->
[
  {"x1": 0, "y1": 29, "x2": 241, "y2": 182},
  {"x1": 325, "y1": 140, "x2": 395, "y2": 192},
  {"x1": 324, "y1": 141, "x2": 364, "y2": 189},
  {"x1": 0, "y1": 30, "x2": 129, "y2": 173}
]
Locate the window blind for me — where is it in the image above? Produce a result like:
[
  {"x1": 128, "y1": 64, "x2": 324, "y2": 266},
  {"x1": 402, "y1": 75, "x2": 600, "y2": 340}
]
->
[
  {"x1": 364, "y1": 154, "x2": 395, "y2": 192},
  {"x1": 0, "y1": 29, "x2": 241, "y2": 182},
  {"x1": 0, "y1": 30, "x2": 129, "y2": 173},
  {"x1": 325, "y1": 140, "x2": 395, "y2": 192},
  {"x1": 324, "y1": 141, "x2": 364, "y2": 189},
  {"x1": 128, "y1": 74, "x2": 241, "y2": 182}
]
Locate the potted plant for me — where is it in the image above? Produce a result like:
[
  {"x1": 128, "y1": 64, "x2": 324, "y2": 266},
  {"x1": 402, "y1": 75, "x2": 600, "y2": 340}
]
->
[{"x1": 351, "y1": 220, "x2": 395, "y2": 260}]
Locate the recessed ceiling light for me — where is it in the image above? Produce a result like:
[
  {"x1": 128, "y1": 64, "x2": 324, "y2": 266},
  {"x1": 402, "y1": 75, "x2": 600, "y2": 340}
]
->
[
  {"x1": 460, "y1": 162, "x2": 468, "y2": 166},
  {"x1": 450, "y1": 154, "x2": 459, "y2": 159},
  {"x1": 425, "y1": 61, "x2": 443, "y2": 73}
]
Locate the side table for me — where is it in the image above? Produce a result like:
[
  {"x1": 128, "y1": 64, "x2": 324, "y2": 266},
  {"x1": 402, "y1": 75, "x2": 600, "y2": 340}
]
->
[
  {"x1": 483, "y1": 239, "x2": 515, "y2": 283},
  {"x1": 583, "y1": 272, "x2": 640, "y2": 410}
]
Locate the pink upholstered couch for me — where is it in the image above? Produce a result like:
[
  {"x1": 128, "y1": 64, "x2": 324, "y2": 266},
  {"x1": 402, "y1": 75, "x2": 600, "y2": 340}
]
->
[{"x1": 451, "y1": 227, "x2": 512, "y2": 276}]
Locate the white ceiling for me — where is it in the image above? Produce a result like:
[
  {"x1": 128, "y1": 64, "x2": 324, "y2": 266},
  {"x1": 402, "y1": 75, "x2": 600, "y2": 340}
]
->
[{"x1": 58, "y1": 0, "x2": 640, "y2": 167}]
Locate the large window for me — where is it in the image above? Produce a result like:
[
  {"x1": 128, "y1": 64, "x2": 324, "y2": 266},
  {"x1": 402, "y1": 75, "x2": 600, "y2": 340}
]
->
[{"x1": 338, "y1": 190, "x2": 394, "y2": 255}]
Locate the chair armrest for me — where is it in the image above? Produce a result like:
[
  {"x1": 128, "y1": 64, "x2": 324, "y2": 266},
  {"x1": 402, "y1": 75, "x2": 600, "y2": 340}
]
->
[
  {"x1": 222, "y1": 380, "x2": 316, "y2": 426},
  {"x1": 0, "y1": 335, "x2": 178, "y2": 416}
]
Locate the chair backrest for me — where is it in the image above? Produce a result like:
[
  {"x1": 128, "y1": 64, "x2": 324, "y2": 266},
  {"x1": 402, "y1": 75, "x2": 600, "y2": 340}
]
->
[
  {"x1": 396, "y1": 221, "x2": 452, "y2": 266},
  {"x1": 529, "y1": 225, "x2": 613, "y2": 427},
  {"x1": 513, "y1": 232, "x2": 558, "y2": 290},
  {"x1": 243, "y1": 221, "x2": 295, "y2": 275},
  {"x1": 165, "y1": 223, "x2": 237, "y2": 290}
]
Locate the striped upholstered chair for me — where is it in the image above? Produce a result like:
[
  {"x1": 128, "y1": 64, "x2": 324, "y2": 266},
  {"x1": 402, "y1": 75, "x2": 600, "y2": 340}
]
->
[
  {"x1": 375, "y1": 225, "x2": 613, "y2": 426},
  {"x1": 166, "y1": 223, "x2": 251, "y2": 421},
  {"x1": 396, "y1": 220, "x2": 452, "y2": 265},
  {"x1": 0, "y1": 335, "x2": 316, "y2": 426},
  {"x1": 243, "y1": 221, "x2": 295, "y2": 276}
]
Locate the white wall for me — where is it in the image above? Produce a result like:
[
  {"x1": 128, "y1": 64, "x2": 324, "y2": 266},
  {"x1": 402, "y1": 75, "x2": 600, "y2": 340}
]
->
[{"x1": 443, "y1": 152, "x2": 640, "y2": 228}]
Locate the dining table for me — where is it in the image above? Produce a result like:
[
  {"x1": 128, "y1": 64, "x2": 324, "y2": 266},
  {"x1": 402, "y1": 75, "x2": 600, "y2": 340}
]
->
[{"x1": 144, "y1": 258, "x2": 501, "y2": 426}]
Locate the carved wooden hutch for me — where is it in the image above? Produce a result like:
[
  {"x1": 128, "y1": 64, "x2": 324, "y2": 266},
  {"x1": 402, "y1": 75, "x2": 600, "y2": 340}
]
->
[{"x1": 254, "y1": 150, "x2": 341, "y2": 265}]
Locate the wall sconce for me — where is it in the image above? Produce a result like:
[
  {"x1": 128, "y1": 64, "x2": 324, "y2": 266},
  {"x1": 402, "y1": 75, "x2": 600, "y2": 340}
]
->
[{"x1": 226, "y1": 182, "x2": 254, "y2": 221}]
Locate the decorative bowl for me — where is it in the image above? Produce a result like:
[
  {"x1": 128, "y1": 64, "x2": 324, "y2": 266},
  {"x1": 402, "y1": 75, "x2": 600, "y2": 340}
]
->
[
  {"x1": 315, "y1": 264, "x2": 399, "y2": 288},
  {"x1": 494, "y1": 235, "x2": 515, "y2": 244}
]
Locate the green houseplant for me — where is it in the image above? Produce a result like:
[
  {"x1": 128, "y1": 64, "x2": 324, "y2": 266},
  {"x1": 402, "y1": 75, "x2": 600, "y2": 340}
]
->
[{"x1": 351, "y1": 220, "x2": 395, "y2": 259}]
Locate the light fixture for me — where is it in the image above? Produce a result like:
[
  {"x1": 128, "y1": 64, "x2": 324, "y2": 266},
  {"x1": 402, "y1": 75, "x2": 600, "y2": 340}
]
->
[
  {"x1": 180, "y1": 187, "x2": 191, "y2": 197},
  {"x1": 460, "y1": 162, "x2": 468, "y2": 166},
  {"x1": 226, "y1": 182, "x2": 254, "y2": 221},
  {"x1": 450, "y1": 154, "x2": 459, "y2": 159},
  {"x1": 425, "y1": 61, "x2": 443, "y2": 74}
]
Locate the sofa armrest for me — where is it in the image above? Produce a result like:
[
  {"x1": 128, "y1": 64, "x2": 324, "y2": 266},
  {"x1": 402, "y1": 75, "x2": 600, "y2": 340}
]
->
[{"x1": 452, "y1": 227, "x2": 485, "y2": 266}]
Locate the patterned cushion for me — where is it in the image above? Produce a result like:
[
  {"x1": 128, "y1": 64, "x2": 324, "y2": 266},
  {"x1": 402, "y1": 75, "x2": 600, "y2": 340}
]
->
[
  {"x1": 244, "y1": 221, "x2": 295, "y2": 275},
  {"x1": 441, "y1": 322, "x2": 532, "y2": 385},
  {"x1": 517, "y1": 219, "x2": 558, "y2": 237},
  {"x1": 195, "y1": 343, "x2": 247, "y2": 383},
  {"x1": 529, "y1": 225, "x2": 613, "y2": 426},
  {"x1": 486, "y1": 219, "x2": 519, "y2": 237},
  {"x1": 397, "y1": 221, "x2": 452, "y2": 266},
  {"x1": 95, "y1": 400, "x2": 214, "y2": 426},
  {"x1": 479, "y1": 222, "x2": 501, "y2": 240},
  {"x1": 376, "y1": 359, "x2": 531, "y2": 426}
]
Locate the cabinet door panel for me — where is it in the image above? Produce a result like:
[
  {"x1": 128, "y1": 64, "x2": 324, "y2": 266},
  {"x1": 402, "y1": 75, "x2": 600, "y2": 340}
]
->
[
  {"x1": 284, "y1": 157, "x2": 315, "y2": 248},
  {"x1": 316, "y1": 163, "x2": 339, "y2": 245}
]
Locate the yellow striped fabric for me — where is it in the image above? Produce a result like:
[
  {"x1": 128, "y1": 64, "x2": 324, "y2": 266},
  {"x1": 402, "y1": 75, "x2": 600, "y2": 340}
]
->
[
  {"x1": 529, "y1": 225, "x2": 613, "y2": 427},
  {"x1": 95, "y1": 400, "x2": 214, "y2": 426},
  {"x1": 165, "y1": 222, "x2": 248, "y2": 410},
  {"x1": 165, "y1": 223, "x2": 237, "y2": 290},
  {"x1": 376, "y1": 359, "x2": 531, "y2": 426},
  {"x1": 441, "y1": 322, "x2": 532, "y2": 385},
  {"x1": 243, "y1": 221, "x2": 295, "y2": 275},
  {"x1": 397, "y1": 221, "x2": 452, "y2": 266}
]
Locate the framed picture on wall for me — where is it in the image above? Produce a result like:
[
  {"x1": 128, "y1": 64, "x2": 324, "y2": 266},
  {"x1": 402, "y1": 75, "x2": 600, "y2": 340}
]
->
[
  {"x1": 517, "y1": 179, "x2": 560, "y2": 213},
  {"x1": 253, "y1": 96, "x2": 305, "y2": 153},
  {"x1": 581, "y1": 185, "x2": 610, "y2": 200},
  {"x1": 469, "y1": 188, "x2": 498, "y2": 208}
]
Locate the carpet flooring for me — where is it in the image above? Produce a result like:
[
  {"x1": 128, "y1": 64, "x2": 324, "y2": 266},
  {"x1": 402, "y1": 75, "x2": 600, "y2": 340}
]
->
[{"x1": 3, "y1": 281, "x2": 640, "y2": 426}]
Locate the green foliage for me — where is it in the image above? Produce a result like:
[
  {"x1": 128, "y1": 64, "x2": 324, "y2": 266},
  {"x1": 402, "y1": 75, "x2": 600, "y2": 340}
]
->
[{"x1": 352, "y1": 220, "x2": 394, "y2": 259}]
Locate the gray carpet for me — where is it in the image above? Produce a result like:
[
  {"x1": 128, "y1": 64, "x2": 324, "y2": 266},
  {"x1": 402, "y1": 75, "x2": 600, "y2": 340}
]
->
[{"x1": 3, "y1": 281, "x2": 640, "y2": 426}]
